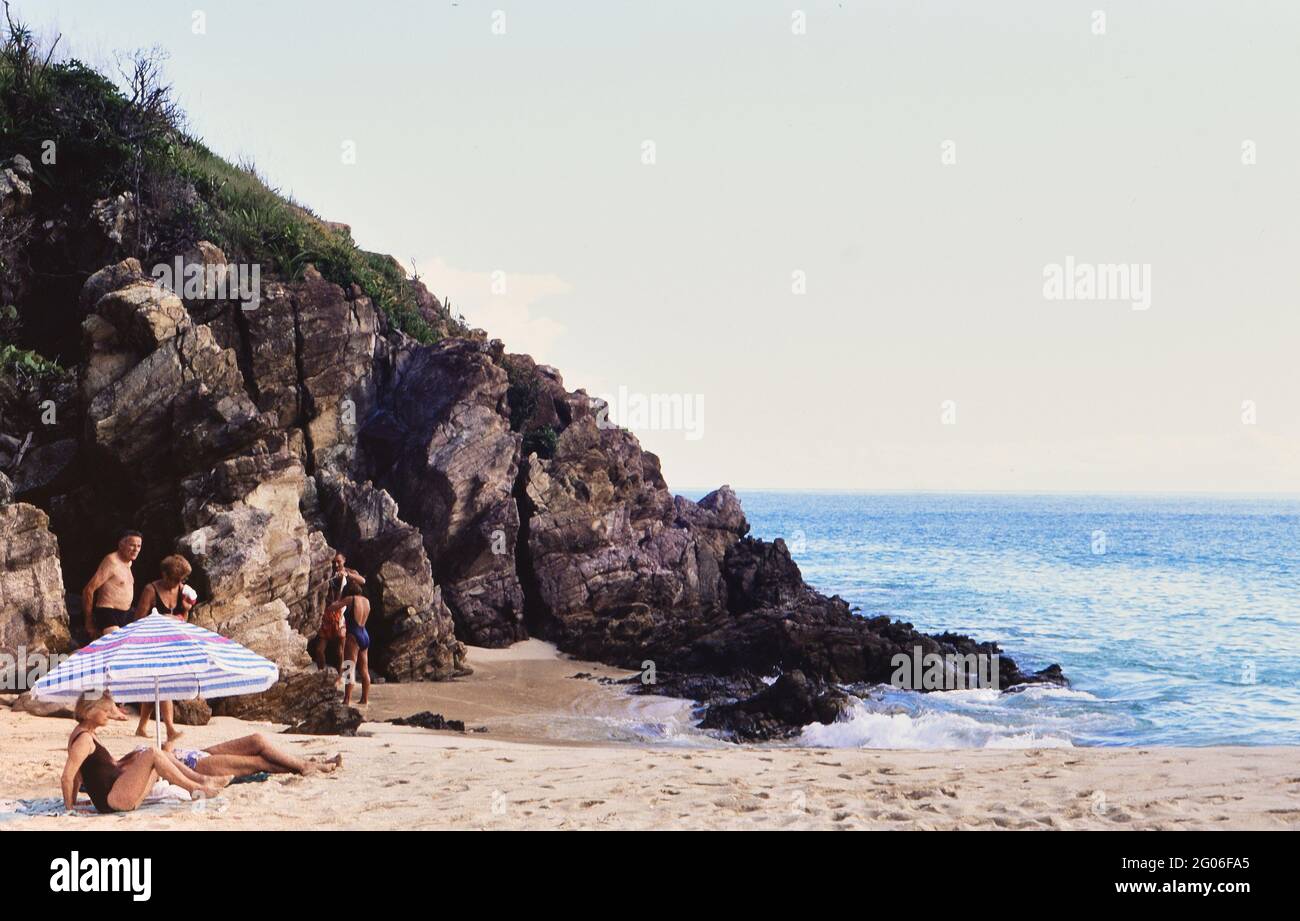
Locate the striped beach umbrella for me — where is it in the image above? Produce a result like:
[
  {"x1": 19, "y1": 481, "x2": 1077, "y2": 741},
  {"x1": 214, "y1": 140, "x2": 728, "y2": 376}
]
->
[{"x1": 32, "y1": 613, "x2": 278, "y2": 747}]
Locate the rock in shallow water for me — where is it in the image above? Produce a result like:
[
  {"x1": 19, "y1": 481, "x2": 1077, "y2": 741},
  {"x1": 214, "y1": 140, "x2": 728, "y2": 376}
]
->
[{"x1": 698, "y1": 670, "x2": 854, "y2": 742}]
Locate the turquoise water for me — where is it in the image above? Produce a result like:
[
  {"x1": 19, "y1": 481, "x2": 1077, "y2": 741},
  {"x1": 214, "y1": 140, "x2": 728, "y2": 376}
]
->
[{"x1": 706, "y1": 491, "x2": 1300, "y2": 747}]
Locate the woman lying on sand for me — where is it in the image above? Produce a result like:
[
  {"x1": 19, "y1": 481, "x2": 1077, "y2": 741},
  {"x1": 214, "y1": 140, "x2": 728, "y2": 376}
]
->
[
  {"x1": 162, "y1": 733, "x2": 343, "y2": 778},
  {"x1": 62, "y1": 692, "x2": 232, "y2": 814}
]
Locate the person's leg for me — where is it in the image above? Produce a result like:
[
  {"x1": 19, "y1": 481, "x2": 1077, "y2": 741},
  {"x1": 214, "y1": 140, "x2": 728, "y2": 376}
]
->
[
  {"x1": 104, "y1": 751, "x2": 159, "y2": 812},
  {"x1": 197, "y1": 751, "x2": 340, "y2": 776},
  {"x1": 135, "y1": 703, "x2": 153, "y2": 738},
  {"x1": 162, "y1": 700, "x2": 181, "y2": 742},
  {"x1": 149, "y1": 749, "x2": 229, "y2": 794},
  {"x1": 107, "y1": 749, "x2": 226, "y2": 810},
  {"x1": 194, "y1": 753, "x2": 276, "y2": 776},
  {"x1": 342, "y1": 637, "x2": 359, "y2": 705},
  {"x1": 203, "y1": 732, "x2": 316, "y2": 774},
  {"x1": 357, "y1": 647, "x2": 371, "y2": 705},
  {"x1": 148, "y1": 748, "x2": 230, "y2": 797}
]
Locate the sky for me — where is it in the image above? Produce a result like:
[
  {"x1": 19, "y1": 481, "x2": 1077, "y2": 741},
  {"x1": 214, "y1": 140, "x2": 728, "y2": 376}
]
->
[{"x1": 22, "y1": 1, "x2": 1300, "y2": 492}]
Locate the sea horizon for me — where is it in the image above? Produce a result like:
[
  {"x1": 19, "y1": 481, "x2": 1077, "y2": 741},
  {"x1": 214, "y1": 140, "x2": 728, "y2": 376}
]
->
[{"x1": 682, "y1": 487, "x2": 1300, "y2": 500}]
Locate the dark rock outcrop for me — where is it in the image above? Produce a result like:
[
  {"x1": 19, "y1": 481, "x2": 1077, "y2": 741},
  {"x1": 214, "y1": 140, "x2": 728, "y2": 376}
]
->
[
  {"x1": 285, "y1": 705, "x2": 363, "y2": 737},
  {"x1": 0, "y1": 501, "x2": 70, "y2": 659},
  {"x1": 388, "y1": 711, "x2": 466, "y2": 732},
  {"x1": 177, "y1": 434, "x2": 327, "y2": 668},
  {"x1": 242, "y1": 268, "x2": 380, "y2": 475},
  {"x1": 84, "y1": 291, "x2": 272, "y2": 502},
  {"x1": 212, "y1": 668, "x2": 361, "y2": 736},
  {"x1": 522, "y1": 404, "x2": 746, "y2": 647},
  {"x1": 624, "y1": 536, "x2": 1062, "y2": 705},
  {"x1": 10, "y1": 438, "x2": 77, "y2": 496},
  {"x1": 172, "y1": 698, "x2": 212, "y2": 726},
  {"x1": 698, "y1": 671, "x2": 854, "y2": 742},
  {"x1": 364, "y1": 339, "x2": 527, "y2": 646}
]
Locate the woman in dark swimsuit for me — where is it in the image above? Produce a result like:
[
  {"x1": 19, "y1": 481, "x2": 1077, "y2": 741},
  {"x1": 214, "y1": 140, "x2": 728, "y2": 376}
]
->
[
  {"x1": 327, "y1": 583, "x2": 371, "y2": 707},
  {"x1": 61, "y1": 692, "x2": 229, "y2": 814},
  {"x1": 131, "y1": 554, "x2": 197, "y2": 742}
]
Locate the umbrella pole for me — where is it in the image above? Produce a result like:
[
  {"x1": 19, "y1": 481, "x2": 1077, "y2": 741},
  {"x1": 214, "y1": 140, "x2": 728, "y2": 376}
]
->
[{"x1": 154, "y1": 677, "x2": 162, "y2": 750}]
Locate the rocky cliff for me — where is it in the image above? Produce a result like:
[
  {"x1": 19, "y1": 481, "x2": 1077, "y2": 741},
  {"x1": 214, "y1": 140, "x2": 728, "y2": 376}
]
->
[
  {"x1": 1, "y1": 238, "x2": 1066, "y2": 737},
  {"x1": 0, "y1": 62, "x2": 1064, "y2": 737}
]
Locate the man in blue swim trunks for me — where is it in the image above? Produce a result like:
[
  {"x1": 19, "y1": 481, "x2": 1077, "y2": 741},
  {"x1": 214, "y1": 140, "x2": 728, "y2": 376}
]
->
[
  {"x1": 159, "y1": 734, "x2": 343, "y2": 777},
  {"x1": 326, "y1": 583, "x2": 371, "y2": 707}
]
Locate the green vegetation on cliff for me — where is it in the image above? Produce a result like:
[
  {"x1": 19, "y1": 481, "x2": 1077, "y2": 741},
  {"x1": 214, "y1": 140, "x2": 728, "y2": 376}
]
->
[{"x1": 0, "y1": 9, "x2": 461, "y2": 361}]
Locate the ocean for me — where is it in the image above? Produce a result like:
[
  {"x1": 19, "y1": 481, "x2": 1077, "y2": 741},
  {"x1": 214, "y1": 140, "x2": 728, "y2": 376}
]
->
[{"x1": 694, "y1": 491, "x2": 1300, "y2": 748}]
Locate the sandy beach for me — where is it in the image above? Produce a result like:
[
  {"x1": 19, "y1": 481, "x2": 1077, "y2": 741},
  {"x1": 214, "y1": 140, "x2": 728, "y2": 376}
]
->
[{"x1": 2, "y1": 641, "x2": 1297, "y2": 831}]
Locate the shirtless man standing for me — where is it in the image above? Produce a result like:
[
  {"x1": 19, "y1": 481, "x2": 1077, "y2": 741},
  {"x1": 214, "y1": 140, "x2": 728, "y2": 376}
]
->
[{"x1": 81, "y1": 531, "x2": 143, "y2": 639}]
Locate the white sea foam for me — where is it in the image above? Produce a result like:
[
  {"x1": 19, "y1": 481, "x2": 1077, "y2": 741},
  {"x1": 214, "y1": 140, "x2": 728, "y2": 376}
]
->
[
  {"x1": 798, "y1": 697, "x2": 1074, "y2": 750},
  {"x1": 1009, "y1": 685, "x2": 1101, "y2": 702}
]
